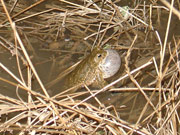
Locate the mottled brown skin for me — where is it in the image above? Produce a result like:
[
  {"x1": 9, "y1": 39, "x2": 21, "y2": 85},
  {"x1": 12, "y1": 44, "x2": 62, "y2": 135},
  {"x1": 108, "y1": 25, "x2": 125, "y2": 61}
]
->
[{"x1": 64, "y1": 47, "x2": 108, "y2": 92}]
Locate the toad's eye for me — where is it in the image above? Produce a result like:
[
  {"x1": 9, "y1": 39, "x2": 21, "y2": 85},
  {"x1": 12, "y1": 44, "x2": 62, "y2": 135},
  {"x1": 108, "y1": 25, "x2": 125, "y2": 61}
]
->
[
  {"x1": 97, "y1": 54, "x2": 102, "y2": 58},
  {"x1": 94, "y1": 53, "x2": 102, "y2": 62}
]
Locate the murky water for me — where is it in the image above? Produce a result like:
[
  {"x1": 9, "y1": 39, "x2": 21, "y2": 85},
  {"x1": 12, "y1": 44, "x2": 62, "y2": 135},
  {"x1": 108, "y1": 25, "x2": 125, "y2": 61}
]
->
[{"x1": 0, "y1": 0, "x2": 179, "y2": 126}]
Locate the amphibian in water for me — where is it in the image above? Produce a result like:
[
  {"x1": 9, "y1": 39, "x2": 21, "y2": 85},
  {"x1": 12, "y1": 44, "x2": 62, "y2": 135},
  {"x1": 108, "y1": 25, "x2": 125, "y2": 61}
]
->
[{"x1": 64, "y1": 47, "x2": 121, "y2": 92}]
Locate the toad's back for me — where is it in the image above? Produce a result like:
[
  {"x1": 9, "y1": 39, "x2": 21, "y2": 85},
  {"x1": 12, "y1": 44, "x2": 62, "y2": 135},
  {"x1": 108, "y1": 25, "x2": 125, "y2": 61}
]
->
[{"x1": 64, "y1": 47, "x2": 108, "y2": 91}]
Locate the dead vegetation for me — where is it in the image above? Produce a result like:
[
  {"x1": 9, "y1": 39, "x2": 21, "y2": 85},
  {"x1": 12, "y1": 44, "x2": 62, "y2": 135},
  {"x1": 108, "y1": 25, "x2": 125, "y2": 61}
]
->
[{"x1": 0, "y1": 0, "x2": 180, "y2": 134}]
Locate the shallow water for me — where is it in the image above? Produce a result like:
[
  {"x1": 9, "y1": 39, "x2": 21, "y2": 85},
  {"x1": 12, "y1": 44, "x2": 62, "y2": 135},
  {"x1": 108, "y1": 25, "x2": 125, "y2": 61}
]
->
[{"x1": 0, "y1": 0, "x2": 179, "y2": 125}]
